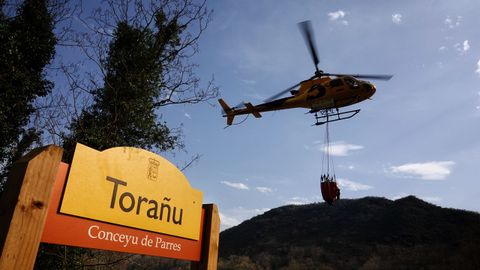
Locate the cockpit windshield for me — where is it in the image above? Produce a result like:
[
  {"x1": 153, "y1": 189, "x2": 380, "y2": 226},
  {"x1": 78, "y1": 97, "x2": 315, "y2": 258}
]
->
[{"x1": 344, "y1": 77, "x2": 359, "y2": 88}]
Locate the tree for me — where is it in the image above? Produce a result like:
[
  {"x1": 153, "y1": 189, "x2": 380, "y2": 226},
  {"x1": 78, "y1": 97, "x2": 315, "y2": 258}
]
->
[
  {"x1": 0, "y1": 0, "x2": 56, "y2": 188},
  {"x1": 60, "y1": 0, "x2": 217, "y2": 159}
]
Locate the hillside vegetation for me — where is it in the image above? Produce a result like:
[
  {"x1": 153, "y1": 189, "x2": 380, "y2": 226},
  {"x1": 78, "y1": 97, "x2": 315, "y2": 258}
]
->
[{"x1": 218, "y1": 196, "x2": 480, "y2": 270}]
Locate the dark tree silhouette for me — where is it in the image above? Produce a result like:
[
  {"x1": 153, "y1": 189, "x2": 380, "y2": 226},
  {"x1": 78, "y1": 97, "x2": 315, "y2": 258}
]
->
[
  {"x1": 58, "y1": 0, "x2": 217, "y2": 160},
  {"x1": 0, "y1": 0, "x2": 56, "y2": 188}
]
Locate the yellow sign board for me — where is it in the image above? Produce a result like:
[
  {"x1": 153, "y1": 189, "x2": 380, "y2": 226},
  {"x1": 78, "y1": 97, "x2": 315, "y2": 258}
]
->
[{"x1": 60, "y1": 143, "x2": 203, "y2": 240}]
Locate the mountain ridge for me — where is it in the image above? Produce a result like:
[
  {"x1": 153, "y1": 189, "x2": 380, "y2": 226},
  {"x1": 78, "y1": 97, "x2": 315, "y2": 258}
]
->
[{"x1": 218, "y1": 196, "x2": 480, "y2": 269}]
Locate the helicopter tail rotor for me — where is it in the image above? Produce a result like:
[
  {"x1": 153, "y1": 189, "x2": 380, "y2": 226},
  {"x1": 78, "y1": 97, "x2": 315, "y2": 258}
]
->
[{"x1": 218, "y1": 99, "x2": 235, "y2": 125}]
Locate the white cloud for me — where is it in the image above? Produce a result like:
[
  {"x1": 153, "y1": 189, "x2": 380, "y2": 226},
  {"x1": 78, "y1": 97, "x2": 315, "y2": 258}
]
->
[
  {"x1": 444, "y1": 15, "x2": 462, "y2": 29},
  {"x1": 328, "y1": 10, "x2": 348, "y2": 25},
  {"x1": 337, "y1": 178, "x2": 373, "y2": 191},
  {"x1": 318, "y1": 141, "x2": 364, "y2": 156},
  {"x1": 390, "y1": 161, "x2": 455, "y2": 180},
  {"x1": 328, "y1": 10, "x2": 345, "y2": 20},
  {"x1": 392, "y1": 14, "x2": 402, "y2": 24},
  {"x1": 256, "y1": 186, "x2": 273, "y2": 193},
  {"x1": 221, "y1": 181, "x2": 249, "y2": 190},
  {"x1": 476, "y1": 59, "x2": 480, "y2": 75},
  {"x1": 454, "y1": 40, "x2": 469, "y2": 54},
  {"x1": 444, "y1": 16, "x2": 453, "y2": 27},
  {"x1": 220, "y1": 207, "x2": 270, "y2": 230},
  {"x1": 420, "y1": 196, "x2": 441, "y2": 203},
  {"x1": 286, "y1": 196, "x2": 311, "y2": 205},
  {"x1": 438, "y1": 46, "x2": 447, "y2": 51},
  {"x1": 184, "y1": 113, "x2": 191, "y2": 119},
  {"x1": 219, "y1": 213, "x2": 240, "y2": 229},
  {"x1": 463, "y1": 40, "x2": 470, "y2": 52}
]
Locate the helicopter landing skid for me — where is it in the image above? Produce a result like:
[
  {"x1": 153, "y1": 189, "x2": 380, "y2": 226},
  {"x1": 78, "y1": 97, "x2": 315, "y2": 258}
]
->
[{"x1": 313, "y1": 109, "x2": 360, "y2": 126}]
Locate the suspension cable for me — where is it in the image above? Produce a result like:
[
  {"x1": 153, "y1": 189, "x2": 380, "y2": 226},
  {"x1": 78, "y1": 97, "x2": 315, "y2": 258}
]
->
[{"x1": 321, "y1": 116, "x2": 336, "y2": 180}]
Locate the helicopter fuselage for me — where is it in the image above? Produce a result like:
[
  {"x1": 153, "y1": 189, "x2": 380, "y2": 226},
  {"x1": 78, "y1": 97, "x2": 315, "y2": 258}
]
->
[
  {"x1": 218, "y1": 20, "x2": 391, "y2": 126},
  {"x1": 219, "y1": 76, "x2": 376, "y2": 125}
]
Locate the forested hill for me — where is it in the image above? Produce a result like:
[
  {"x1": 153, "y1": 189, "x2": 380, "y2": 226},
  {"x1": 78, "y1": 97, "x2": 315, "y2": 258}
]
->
[{"x1": 218, "y1": 196, "x2": 480, "y2": 270}]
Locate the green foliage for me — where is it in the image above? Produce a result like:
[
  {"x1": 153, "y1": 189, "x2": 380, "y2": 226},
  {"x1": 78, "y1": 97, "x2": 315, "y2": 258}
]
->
[
  {"x1": 35, "y1": 244, "x2": 89, "y2": 270},
  {"x1": 0, "y1": 0, "x2": 56, "y2": 181},
  {"x1": 218, "y1": 255, "x2": 258, "y2": 270},
  {"x1": 62, "y1": 14, "x2": 184, "y2": 159},
  {"x1": 219, "y1": 196, "x2": 480, "y2": 269},
  {"x1": 36, "y1": 244, "x2": 192, "y2": 270}
]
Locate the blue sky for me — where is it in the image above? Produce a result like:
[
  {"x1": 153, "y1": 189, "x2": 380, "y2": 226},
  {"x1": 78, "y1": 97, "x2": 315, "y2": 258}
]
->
[
  {"x1": 158, "y1": 0, "x2": 480, "y2": 230},
  {"x1": 47, "y1": 0, "x2": 480, "y2": 231}
]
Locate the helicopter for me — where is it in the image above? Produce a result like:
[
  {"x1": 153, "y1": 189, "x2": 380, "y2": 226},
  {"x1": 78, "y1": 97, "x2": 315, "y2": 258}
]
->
[{"x1": 219, "y1": 20, "x2": 392, "y2": 126}]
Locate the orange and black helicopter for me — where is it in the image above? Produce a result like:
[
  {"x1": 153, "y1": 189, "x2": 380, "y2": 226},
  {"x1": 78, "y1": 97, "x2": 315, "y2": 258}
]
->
[{"x1": 219, "y1": 21, "x2": 392, "y2": 126}]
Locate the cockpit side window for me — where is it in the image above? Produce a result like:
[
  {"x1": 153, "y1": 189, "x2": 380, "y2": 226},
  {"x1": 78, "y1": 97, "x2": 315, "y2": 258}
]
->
[
  {"x1": 344, "y1": 77, "x2": 359, "y2": 88},
  {"x1": 329, "y1": 79, "x2": 343, "y2": 87}
]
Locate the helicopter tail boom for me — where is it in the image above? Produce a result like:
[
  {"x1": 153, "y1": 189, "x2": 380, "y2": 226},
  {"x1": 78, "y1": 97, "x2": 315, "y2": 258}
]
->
[
  {"x1": 219, "y1": 99, "x2": 263, "y2": 125},
  {"x1": 244, "y1": 102, "x2": 262, "y2": 118}
]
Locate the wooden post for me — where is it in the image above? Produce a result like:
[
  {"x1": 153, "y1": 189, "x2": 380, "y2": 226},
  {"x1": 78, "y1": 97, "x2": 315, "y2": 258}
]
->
[
  {"x1": 0, "y1": 145, "x2": 63, "y2": 270},
  {"x1": 191, "y1": 204, "x2": 220, "y2": 270}
]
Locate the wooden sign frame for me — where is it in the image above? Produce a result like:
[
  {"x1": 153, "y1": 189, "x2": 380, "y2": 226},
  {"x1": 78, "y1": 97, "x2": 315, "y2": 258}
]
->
[{"x1": 0, "y1": 145, "x2": 219, "y2": 270}]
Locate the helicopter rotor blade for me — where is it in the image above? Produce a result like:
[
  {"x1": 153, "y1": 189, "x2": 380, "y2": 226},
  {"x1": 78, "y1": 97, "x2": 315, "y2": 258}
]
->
[
  {"x1": 325, "y1": 73, "x2": 393, "y2": 81},
  {"x1": 264, "y1": 81, "x2": 303, "y2": 102},
  {"x1": 232, "y1": 101, "x2": 247, "y2": 110},
  {"x1": 298, "y1": 20, "x2": 320, "y2": 72}
]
